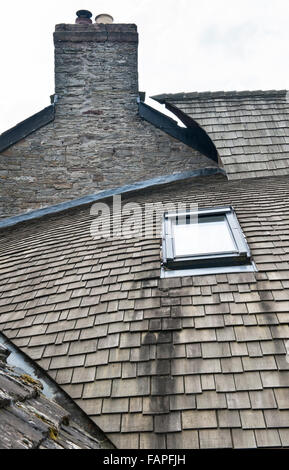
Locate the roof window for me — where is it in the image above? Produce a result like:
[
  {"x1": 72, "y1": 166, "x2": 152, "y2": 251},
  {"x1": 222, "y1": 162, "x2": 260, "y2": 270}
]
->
[{"x1": 161, "y1": 205, "x2": 256, "y2": 277}]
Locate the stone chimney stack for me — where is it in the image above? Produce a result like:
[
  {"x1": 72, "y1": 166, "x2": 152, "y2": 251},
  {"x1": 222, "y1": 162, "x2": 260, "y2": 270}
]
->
[
  {"x1": 0, "y1": 10, "x2": 214, "y2": 220},
  {"x1": 53, "y1": 11, "x2": 139, "y2": 120}
]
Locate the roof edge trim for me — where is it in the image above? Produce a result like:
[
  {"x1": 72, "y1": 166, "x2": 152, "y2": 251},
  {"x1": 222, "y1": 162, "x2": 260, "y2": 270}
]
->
[
  {"x1": 0, "y1": 105, "x2": 55, "y2": 153},
  {"x1": 0, "y1": 167, "x2": 226, "y2": 230},
  {"x1": 152, "y1": 89, "x2": 288, "y2": 102}
]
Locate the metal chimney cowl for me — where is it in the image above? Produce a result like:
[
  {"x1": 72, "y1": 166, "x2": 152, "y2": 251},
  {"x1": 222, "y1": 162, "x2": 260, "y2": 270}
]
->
[{"x1": 75, "y1": 10, "x2": 93, "y2": 24}]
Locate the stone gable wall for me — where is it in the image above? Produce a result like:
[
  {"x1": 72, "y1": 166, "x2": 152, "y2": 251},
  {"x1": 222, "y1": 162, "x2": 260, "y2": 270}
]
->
[{"x1": 0, "y1": 23, "x2": 214, "y2": 219}]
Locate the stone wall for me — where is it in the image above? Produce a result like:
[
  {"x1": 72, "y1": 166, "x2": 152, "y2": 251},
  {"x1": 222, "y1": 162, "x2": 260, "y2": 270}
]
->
[{"x1": 0, "y1": 23, "x2": 215, "y2": 219}]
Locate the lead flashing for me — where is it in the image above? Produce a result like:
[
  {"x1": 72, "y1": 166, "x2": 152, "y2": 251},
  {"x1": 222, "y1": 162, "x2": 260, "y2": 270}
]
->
[
  {"x1": 139, "y1": 101, "x2": 218, "y2": 162},
  {"x1": 0, "y1": 167, "x2": 226, "y2": 231},
  {"x1": 0, "y1": 105, "x2": 55, "y2": 153}
]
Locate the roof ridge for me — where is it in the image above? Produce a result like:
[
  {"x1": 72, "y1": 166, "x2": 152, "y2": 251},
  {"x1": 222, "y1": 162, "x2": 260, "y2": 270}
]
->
[{"x1": 152, "y1": 90, "x2": 288, "y2": 103}]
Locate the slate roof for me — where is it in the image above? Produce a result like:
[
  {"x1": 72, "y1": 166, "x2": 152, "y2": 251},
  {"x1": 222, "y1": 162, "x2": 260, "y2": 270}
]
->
[
  {"x1": 0, "y1": 171, "x2": 289, "y2": 448},
  {"x1": 0, "y1": 342, "x2": 113, "y2": 449},
  {"x1": 152, "y1": 90, "x2": 289, "y2": 180}
]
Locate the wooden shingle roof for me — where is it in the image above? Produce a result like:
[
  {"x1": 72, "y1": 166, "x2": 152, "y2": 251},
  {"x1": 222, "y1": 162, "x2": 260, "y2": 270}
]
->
[
  {"x1": 0, "y1": 172, "x2": 289, "y2": 448},
  {"x1": 153, "y1": 90, "x2": 289, "y2": 180}
]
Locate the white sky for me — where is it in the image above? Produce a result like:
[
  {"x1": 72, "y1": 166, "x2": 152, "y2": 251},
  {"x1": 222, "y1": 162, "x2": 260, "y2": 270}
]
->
[{"x1": 1, "y1": 0, "x2": 289, "y2": 133}]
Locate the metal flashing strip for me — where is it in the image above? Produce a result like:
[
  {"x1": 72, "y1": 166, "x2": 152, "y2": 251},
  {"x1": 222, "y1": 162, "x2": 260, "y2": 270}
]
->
[
  {"x1": 161, "y1": 261, "x2": 257, "y2": 278},
  {"x1": 0, "y1": 105, "x2": 55, "y2": 153},
  {"x1": 139, "y1": 101, "x2": 218, "y2": 162},
  {"x1": 0, "y1": 167, "x2": 225, "y2": 231}
]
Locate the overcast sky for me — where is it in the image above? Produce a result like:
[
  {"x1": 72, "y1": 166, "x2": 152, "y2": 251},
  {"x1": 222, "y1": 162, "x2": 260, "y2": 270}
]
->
[{"x1": 1, "y1": 0, "x2": 289, "y2": 133}]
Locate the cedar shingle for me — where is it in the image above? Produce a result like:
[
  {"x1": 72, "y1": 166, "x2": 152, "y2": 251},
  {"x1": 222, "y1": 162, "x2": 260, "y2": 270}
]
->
[
  {"x1": 218, "y1": 410, "x2": 241, "y2": 428},
  {"x1": 215, "y1": 373, "x2": 235, "y2": 392},
  {"x1": 234, "y1": 325, "x2": 272, "y2": 342},
  {"x1": 102, "y1": 398, "x2": 129, "y2": 414},
  {"x1": 154, "y1": 412, "x2": 182, "y2": 433},
  {"x1": 80, "y1": 324, "x2": 108, "y2": 340},
  {"x1": 151, "y1": 376, "x2": 184, "y2": 395},
  {"x1": 182, "y1": 410, "x2": 217, "y2": 429},
  {"x1": 173, "y1": 328, "x2": 217, "y2": 344},
  {"x1": 226, "y1": 392, "x2": 251, "y2": 409},
  {"x1": 119, "y1": 332, "x2": 141, "y2": 348},
  {"x1": 232, "y1": 429, "x2": 257, "y2": 448},
  {"x1": 50, "y1": 354, "x2": 85, "y2": 370},
  {"x1": 83, "y1": 379, "x2": 112, "y2": 398},
  {"x1": 255, "y1": 429, "x2": 281, "y2": 447},
  {"x1": 201, "y1": 342, "x2": 231, "y2": 358},
  {"x1": 96, "y1": 363, "x2": 121, "y2": 380},
  {"x1": 71, "y1": 366, "x2": 96, "y2": 384},
  {"x1": 264, "y1": 409, "x2": 289, "y2": 428},
  {"x1": 140, "y1": 433, "x2": 166, "y2": 449},
  {"x1": 98, "y1": 333, "x2": 119, "y2": 349},
  {"x1": 234, "y1": 371, "x2": 263, "y2": 391},
  {"x1": 75, "y1": 398, "x2": 102, "y2": 416},
  {"x1": 261, "y1": 371, "x2": 289, "y2": 388},
  {"x1": 122, "y1": 362, "x2": 137, "y2": 378},
  {"x1": 195, "y1": 315, "x2": 225, "y2": 329},
  {"x1": 184, "y1": 375, "x2": 202, "y2": 394},
  {"x1": 221, "y1": 357, "x2": 243, "y2": 373},
  {"x1": 274, "y1": 388, "x2": 289, "y2": 409},
  {"x1": 279, "y1": 429, "x2": 289, "y2": 447},
  {"x1": 196, "y1": 391, "x2": 227, "y2": 409},
  {"x1": 112, "y1": 377, "x2": 150, "y2": 397},
  {"x1": 170, "y1": 394, "x2": 196, "y2": 411},
  {"x1": 242, "y1": 355, "x2": 277, "y2": 371},
  {"x1": 122, "y1": 413, "x2": 154, "y2": 433},
  {"x1": 93, "y1": 414, "x2": 121, "y2": 433},
  {"x1": 249, "y1": 389, "x2": 277, "y2": 409},
  {"x1": 143, "y1": 396, "x2": 170, "y2": 415},
  {"x1": 167, "y1": 430, "x2": 199, "y2": 449},
  {"x1": 172, "y1": 357, "x2": 221, "y2": 375},
  {"x1": 240, "y1": 410, "x2": 266, "y2": 429},
  {"x1": 199, "y1": 429, "x2": 232, "y2": 449}
]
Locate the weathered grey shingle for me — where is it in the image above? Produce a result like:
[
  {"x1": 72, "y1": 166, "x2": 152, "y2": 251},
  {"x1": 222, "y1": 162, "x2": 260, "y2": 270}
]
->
[
  {"x1": 217, "y1": 410, "x2": 241, "y2": 428},
  {"x1": 255, "y1": 429, "x2": 282, "y2": 447},
  {"x1": 182, "y1": 410, "x2": 217, "y2": 429},
  {"x1": 232, "y1": 429, "x2": 257, "y2": 449},
  {"x1": 152, "y1": 90, "x2": 289, "y2": 180},
  {"x1": 1, "y1": 173, "x2": 289, "y2": 449},
  {"x1": 199, "y1": 429, "x2": 232, "y2": 449}
]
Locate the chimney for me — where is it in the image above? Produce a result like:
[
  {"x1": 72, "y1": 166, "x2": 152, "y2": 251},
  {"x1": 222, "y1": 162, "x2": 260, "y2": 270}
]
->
[{"x1": 53, "y1": 11, "x2": 139, "y2": 120}]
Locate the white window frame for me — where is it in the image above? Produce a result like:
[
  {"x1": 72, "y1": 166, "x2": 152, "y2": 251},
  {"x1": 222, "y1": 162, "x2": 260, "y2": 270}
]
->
[{"x1": 161, "y1": 205, "x2": 256, "y2": 277}]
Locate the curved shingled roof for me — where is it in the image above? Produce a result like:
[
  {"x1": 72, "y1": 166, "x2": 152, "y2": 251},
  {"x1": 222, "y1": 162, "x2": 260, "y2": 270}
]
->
[
  {"x1": 0, "y1": 171, "x2": 289, "y2": 448},
  {"x1": 152, "y1": 90, "x2": 289, "y2": 180}
]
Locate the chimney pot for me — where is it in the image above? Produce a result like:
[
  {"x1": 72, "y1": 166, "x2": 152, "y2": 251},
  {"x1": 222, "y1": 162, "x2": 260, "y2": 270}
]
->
[
  {"x1": 95, "y1": 13, "x2": 114, "y2": 24},
  {"x1": 75, "y1": 10, "x2": 93, "y2": 24}
]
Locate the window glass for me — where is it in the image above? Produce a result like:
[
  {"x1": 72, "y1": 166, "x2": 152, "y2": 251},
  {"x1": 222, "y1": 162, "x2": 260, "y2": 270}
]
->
[{"x1": 173, "y1": 215, "x2": 237, "y2": 257}]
